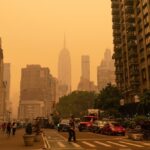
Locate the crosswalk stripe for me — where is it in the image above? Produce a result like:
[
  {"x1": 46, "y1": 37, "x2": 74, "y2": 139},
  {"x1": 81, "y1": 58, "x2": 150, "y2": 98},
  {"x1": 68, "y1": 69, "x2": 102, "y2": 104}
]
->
[
  {"x1": 94, "y1": 141, "x2": 111, "y2": 147},
  {"x1": 57, "y1": 142, "x2": 65, "y2": 148},
  {"x1": 142, "y1": 143, "x2": 150, "y2": 146},
  {"x1": 120, "y1": 141, "x2": 144, "y2": 148},
  {"x1": 82, "y1": 141, "x2": 96, "y2": 147},
  {"x1": 71, "y1": 142, "x2": 81, "y2": 148},
  {"x1": 107, "y1": 141, "x2": 127, "y2": 147}
]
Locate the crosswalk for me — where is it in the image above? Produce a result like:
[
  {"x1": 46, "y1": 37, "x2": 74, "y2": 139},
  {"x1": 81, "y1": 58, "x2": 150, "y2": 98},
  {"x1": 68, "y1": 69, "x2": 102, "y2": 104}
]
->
[{"x1": 48, "y1": 139, "x2": 150, "y2": 150}]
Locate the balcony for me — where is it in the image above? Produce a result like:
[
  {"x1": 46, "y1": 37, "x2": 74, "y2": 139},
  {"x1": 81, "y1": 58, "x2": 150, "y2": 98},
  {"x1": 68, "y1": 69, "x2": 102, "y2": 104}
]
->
[
  {"x1": 113, "y1": 51, "x2": 122, "y2": 59},
  {"x1": 126, "y1": 24, "x2": 135, "y2": 31},
  {"x1": 130, "y1": 80, "x2": 140, "y2": 85},
  {"x1": 111, "y1": 2, "x2": 119, "y2": 8},
  {"x1": 112, "y1": 23, "x2": 120, "y2": 29},
  {"x1": 136, "y1": 0, "x2": 140, "y2": 6},
  {"x1": 112, "y1": 9, "x2": 120, "y2": 15},
  {"x1": 128, "y1": 41, "x2": 137, "y2": 49},
  {"x1": 128, "y1": 50, "x2": 138, "y2": 58},
  {"x1": 112, "y1": 17, "x2": 120, "y2": 22},
  {"x1": 129, "y1": 59, "x2": 138, "y2": 66},
  {"x1": 125, "y1": 15, "x2": 135, "y2": 22},
  {"x1": 125, "y1": 7, "x2": 134, "y2": 14},
  {"x1": 130, "y1": 69, "x2": 139, "y2": 76},
  {"x1": 124, "y1": 0, "x2": 133, "y2": 6},
  {"x1": 127, "y1": 33, "x2": 136, "y2": 41},
  {"x1": 113, "y1": 32, "x2": 121, "y2": 37},
  {"x1": 136, "y1": 7, "x2": 141, "y2": 15},
  {"x1": 113, "y1": 38, "x2": 121, "y2": 44},
  {"x1": 115, "y1": 69, "x2": 123, "y2": 75}
]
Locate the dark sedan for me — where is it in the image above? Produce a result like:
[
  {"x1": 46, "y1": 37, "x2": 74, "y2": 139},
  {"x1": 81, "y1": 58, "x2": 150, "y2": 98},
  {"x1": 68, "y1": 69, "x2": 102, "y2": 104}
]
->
[
  {"x1": 91, "y1": 120, "x2": 107, "y2": 133},
  {"x1": 57, "y1": 119, "x2": 70, "y2": 132}
]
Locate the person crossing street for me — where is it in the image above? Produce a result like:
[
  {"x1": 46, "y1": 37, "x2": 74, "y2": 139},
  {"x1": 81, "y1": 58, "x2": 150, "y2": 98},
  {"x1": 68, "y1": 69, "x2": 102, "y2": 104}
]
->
[{"x1": 68, "y1": 114, "x2": 76, "y2": 142}]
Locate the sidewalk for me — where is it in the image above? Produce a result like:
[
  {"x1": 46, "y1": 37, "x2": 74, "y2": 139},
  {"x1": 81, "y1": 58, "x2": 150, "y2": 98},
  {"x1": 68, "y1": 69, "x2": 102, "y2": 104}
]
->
[{"x1": 0, "y1": 129, "x2": 44, "y2": 150}]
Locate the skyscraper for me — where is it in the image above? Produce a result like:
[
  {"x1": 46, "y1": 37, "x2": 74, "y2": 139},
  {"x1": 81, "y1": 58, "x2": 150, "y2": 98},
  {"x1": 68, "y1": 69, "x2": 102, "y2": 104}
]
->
[
  {"x1": 3, "y1": 63, "x2": 11, "y2": 120},
  {"x1": 81, "y1": 55, "x2": 90, "y2": 81},
  {"x1": 111, "y1": 0, "x2": 150, "y2": 103},
  {"x1": 78, "y1": 55, "x2": 97, "y2": 91},
  {"x1": 58, "y1": 36, "x2": 71, "y2": 97},
  {"x1": 97, "y1": 49, "x2": 115, "y2": 91},
  {"x1": 0, "y1": 38, "x2": 6, "y2": 121}
]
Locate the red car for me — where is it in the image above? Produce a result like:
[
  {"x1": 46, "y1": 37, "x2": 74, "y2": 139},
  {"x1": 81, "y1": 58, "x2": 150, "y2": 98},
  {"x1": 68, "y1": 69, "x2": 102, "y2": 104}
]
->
[
  {"x1": 78, "y1": 116, "x2": 97, "y2": 132},
  {"x1": 101, "y1": 122, "x2": 125, "y2": 136}
]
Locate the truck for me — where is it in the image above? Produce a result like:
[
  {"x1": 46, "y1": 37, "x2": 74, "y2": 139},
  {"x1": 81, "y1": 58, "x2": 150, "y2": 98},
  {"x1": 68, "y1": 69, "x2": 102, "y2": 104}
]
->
[
  {"x1": 78, "y1": 109, "x2": 100, "y2": 132},
  {"x1": 88, "y1": 109, "x2": 100, "y2": 119}
]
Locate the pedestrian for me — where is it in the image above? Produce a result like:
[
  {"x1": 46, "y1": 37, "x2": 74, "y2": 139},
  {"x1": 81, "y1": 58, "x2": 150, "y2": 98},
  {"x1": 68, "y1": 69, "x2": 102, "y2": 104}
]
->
[
  {"x1": 12, "y1": 122, "x2": 17, "y2": 135},
  {"x1": 6, "y1": 122, "x2": 11, "y2": 137},
  {"x1": 68, "y1": 114, "x2": 76, "y2": 142},
  {"x1": 2, "y1": 122, "x2": 6, "y2": 133}
]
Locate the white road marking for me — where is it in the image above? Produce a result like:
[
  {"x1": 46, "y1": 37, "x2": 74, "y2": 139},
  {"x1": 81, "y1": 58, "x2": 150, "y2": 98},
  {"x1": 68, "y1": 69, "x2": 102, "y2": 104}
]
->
[
  {"x1": 94, "y1": 141, "x2": 111, "y2": 147},
  {"x1": 71, "y1": 142, "x2": 81, "y2": 148},
  {"x1": 142, "y1": 143, "x2": 150, "y2": 146},
  {"x1": 107, "y1": 141, "x2": 127, "y2": 147},
  {"x1": 120, "y1": 141, "x2": 144, "y2": 148},
  {"x1": 57, "y1": 141, "x2": 66, "y2": 148},
  {"x1": 82, "y1": 141, "x2": 96, "y2": 147}
]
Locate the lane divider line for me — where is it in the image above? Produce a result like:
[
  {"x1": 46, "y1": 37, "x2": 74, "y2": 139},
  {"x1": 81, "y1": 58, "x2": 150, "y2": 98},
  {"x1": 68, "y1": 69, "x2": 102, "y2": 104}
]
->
[
  {"x1": 82, "y1": 141, "x2": 96, "y2": 147},
  {"x1": 107, "y1": 141, "x2": 127, "y2": 147},
  {"x1": 94, "y1": 141, "x2": 111, "y2": 147},
  {"x1": 119, "y1": 141, "x2": 144, "y2": 148}
]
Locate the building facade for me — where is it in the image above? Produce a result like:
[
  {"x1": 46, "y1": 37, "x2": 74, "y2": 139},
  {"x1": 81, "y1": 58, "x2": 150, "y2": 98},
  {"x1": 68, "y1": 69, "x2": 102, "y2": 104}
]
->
[
  {"x1": 78, "y1": 55, "x2": 97, "y2": 91},
  {"x1": 0, "y1": 38, "x2": 5, "y2": 121},
  {"x1": 58, "y1": 37, "x2": 71, "y2": 97},
  {"x1": 111, "y1": 0, "x2": 150, "y2": 103},
  {"x1": 18, "y1": 65, "x2": 58, "y2": 120},
  {"x1": 97, "y1": 49, "x2": 115, "y2": 91},
  {"x1": 3, "y1": 63, "x2": 11, "y2": 121}
]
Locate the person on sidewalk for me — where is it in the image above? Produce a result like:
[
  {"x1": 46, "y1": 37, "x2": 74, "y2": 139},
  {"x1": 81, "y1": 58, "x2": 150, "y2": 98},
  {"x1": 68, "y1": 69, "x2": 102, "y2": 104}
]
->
[
  {"x1": 12, "y1": 122, "x2": 17, "y2": 135},
  {"x1": 68, "y1": 114, "x2": 76, "y2": 142},
  {"x1": 6, "y1": 122, "x2": 11, "y2": 137}
]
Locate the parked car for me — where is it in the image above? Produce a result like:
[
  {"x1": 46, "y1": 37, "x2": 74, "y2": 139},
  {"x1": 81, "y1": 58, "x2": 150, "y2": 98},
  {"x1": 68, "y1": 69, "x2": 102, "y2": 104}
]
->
[
  {"x1": 57, "y1": 119, "x2": 70, "y2": 132},
  {"x1": 101, "y1": 121, "x2": 126, "y2": 136},
  {"x1": 91, "y1": 120, "x2": 107, "y2": 133},
  {"x1": 78, "y1": 116, "x2": 97, "y2": 132}
]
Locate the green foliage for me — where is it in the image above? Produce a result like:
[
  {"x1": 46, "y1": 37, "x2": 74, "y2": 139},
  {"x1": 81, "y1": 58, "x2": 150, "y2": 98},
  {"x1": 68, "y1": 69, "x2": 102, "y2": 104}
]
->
[
  {"x1": 134, "y1": 115, "x2": 149, "y2": 125},
  {"x1": 140, "y1": 90, "x2": 150, "y2": 105},
  {"x1": 94, "y1": 83, "x2": 122, "y2": 116},
  {"x1": 55, "y1": 91, "x2": 97, "y2": 118}
]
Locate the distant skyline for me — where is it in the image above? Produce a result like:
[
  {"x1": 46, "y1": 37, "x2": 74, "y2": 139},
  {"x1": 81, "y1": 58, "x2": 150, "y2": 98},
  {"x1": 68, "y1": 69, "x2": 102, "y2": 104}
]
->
[{"x1": 0, "y1": 0, "x2": 113, "y2": 117}]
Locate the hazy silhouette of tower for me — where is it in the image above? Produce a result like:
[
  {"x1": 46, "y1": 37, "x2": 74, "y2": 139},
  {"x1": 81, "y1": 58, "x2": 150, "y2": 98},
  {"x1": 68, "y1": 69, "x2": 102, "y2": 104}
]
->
[
  {"x1": 97, "y1": 49, "x2": 115, "y2": 91},
  {"x1": 58, "y1": 35, "x2": 71, "y2": 97},
  {"x1": 81, "y1": 55, "x2": 90, "y2": 81}
]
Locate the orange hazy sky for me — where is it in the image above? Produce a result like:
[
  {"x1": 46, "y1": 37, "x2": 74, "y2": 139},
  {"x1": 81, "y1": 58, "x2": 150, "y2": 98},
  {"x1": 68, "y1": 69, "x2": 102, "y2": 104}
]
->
[{"x1": 0, "y1": 0, "x2": 113, "y2": 117}]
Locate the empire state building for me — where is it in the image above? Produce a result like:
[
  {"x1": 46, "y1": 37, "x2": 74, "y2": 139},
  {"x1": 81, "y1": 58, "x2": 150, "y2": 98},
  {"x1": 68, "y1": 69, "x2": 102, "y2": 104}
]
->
[{"x1": 58, "y1": 37, "x2": 71, "y2": 97}]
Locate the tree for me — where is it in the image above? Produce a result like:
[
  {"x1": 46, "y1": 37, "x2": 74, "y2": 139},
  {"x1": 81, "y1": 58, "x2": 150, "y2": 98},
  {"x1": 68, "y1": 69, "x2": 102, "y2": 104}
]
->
[
  {"x1": 139, "y1": 90, "x2": 150, "y2": 115},
  {"x1": 55, "y1": 91, "x2": 97, "y2": 118},
  {"x1": 94, "y1": 83, "x2": 122, "y2": 117}
]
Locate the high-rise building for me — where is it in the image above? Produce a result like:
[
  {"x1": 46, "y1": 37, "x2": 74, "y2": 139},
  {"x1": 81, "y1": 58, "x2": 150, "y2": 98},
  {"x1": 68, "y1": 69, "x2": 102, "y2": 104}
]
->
[
  {"x1": 78, "y1": 55, "x2": 97, "y2": 91},
  {"x1": 97, "y1": 49, "x2": 115, "y2": 91},
  {"x1": 81, "y1": 55, "x2": 90, "y2": 81},
  {"x1": 0, "y1": 38, "x2": 6, "y2": 121},
  {"x1": 111, "y1": 0, "x2": 150, "y2": 103},
  {"x1": 3, "y1": 63, "x2": 10, "y2": 102},
  {"x1": 3, "y1": 63, "x2": 11, "y2": 121},
  {"x1": 58, "y1": 37, "x2": 71, "y2": 97},
  {"x1": 18, "y1": 65, "x2": 58, "y2": 120}
]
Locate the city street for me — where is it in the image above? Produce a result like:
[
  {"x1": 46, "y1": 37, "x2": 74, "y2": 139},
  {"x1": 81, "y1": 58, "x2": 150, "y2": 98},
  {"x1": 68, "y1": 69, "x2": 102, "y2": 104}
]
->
[{"x1": 44, "y1": 129, "x2": 150, "y2": 150}]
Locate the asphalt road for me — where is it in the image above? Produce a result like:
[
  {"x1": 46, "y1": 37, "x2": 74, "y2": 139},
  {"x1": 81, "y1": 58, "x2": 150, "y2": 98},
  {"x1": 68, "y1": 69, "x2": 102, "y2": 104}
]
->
[{"x1": 44, "y1": 129, "x2": 150, "y2": 150}]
